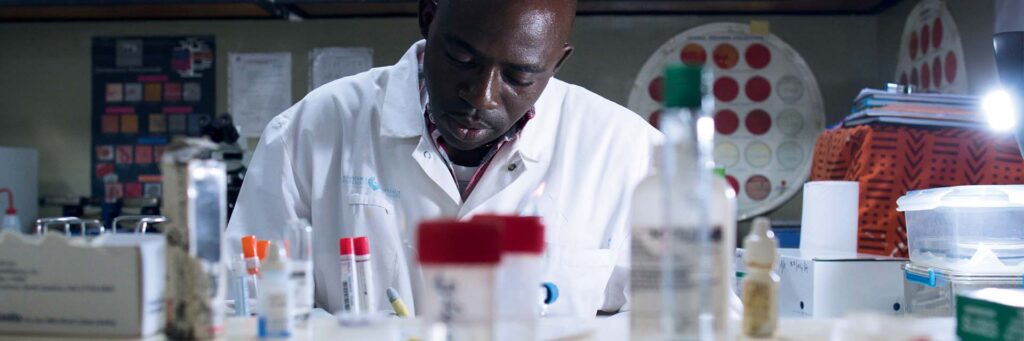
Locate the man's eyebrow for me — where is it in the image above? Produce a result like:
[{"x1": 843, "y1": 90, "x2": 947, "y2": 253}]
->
[
  {"x1": 443, "y1": 34, "x2": 479, "y2": 55},
  {"x1": 506, "y1": 63, "x2": 546, "y2": 74}
]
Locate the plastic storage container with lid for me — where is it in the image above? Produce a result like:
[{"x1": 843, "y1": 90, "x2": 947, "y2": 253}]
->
[
  {"x1": 896, "y1": 185, "x2": 1024, "y2": 274},
  {"x1": 903, "y1": 263, "x2": 1022, "y2": 317}
]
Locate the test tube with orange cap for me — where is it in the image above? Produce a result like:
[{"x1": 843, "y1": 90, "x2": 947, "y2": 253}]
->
[{"x1": 241, "y1": 235, "x2": 261, "y2": 301}]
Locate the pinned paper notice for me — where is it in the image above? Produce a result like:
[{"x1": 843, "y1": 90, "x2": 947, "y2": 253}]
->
[
  {"x1": 229, "y1": 52, "x2": 293, "y2": 138},
  {"x1": 750, "y1": 20, "x2": 770, "y2": 36},
  {"x1": 309, "y1": 47, "x2": 373, "y2": 91}
]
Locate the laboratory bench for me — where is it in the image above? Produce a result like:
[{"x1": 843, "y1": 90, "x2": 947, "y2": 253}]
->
[{"x1": 0, "y1": 310, "x2": 957, "y2": 341}]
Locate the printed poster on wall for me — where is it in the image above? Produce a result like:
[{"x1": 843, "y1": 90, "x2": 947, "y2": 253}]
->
[
  {"x1": 627, "y1": 23, "x2": 826, "y2": 220},
  {"x1": 92, "y1": 36, "x2": 215, "y2": 201},
  {"x1": 895, "y1": 0, "x2": 967, "y2": 94}
]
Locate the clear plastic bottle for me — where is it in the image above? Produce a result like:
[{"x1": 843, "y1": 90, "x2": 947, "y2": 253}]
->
[
  {"x1": 417, "y1": 219, "x2": 502, "y2": 341},
  {"x1": 286, "y1": 220, "x2": 314, "y2": 320},
  {"x1": 741, "y1": 217, "x2": 778, "y2": 338},
  {"x1": 257, "y1": 243, "x2": 293, "y2": 338},
  {"x1": 630, "y1": 64, "x2": 729, "y2": 340}
]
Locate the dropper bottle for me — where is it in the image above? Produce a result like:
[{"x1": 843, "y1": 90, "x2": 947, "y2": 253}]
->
[{"x1": 741, "y1": 217, "x2": 779, "y2": 338}]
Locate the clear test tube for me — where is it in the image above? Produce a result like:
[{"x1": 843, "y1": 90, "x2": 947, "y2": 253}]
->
[
  {"x1": 417, "y1": 220, "x2": 502, "y2": 341},
  {"x1": 230, "y1": 254, "x2": 251, "y2": 316},
  {"x1": 339, "y1": 237, "x2": 362, "y2": 315},
  {"x1": 286, "y1": 220, "x2": 314, "y2": 320}
]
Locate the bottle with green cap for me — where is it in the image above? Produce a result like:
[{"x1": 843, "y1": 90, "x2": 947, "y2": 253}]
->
[{"x1": 630, "y1": 64, "x2": 737, "y2": 340}]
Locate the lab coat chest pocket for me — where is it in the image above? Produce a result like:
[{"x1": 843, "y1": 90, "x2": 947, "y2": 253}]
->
[
  {"x1": 347, "y1": 193, "x2": 400, "y2": 304},
  {"x1": 547, "y1": 226, "x2": 617, "y2": 316}
]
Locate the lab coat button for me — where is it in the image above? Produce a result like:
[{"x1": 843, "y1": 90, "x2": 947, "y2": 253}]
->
[
  {"x1": 423, "y1": 151, "x2": 431, "y2": 159},
  {"x1": 507, "y1": 163, "x2": 518, "y2": 172}
]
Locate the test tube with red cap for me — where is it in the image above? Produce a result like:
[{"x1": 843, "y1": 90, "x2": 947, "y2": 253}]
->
[
  {"x1": 472, "y1": 214, "x2": 545, "y2": 341},
  {"x1": 338, "y1": 237, "x2": 361, "y2": 314},
  {"x1": 353, "y1": 236, "x2": 377, "y2": 315},
  {"x1": 241, "y1": 235, "x2": 261, "y2": 302},
  {"x1": 418, "y1": 219, "x2": 503, "y2": 341}
]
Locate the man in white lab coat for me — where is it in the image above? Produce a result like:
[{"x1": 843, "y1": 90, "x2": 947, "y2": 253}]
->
[{"x1": 227, "y1": 0, "x2": 660, "y2": 318}]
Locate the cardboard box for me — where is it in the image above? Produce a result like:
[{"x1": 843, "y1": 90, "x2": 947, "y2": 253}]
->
[
  {"x1": 957, "y1": 288, "x2": 1024, "y2": 341},
  {"x1": 0, "y1": 232, "x2": 165, "y2": 337},
  {"x1": 736, "y1": 248, "x2": 907, "y2": 317}
]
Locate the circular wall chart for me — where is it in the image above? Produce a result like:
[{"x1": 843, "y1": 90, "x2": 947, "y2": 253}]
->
[
  {"x1": 895, "y1": 0, "x2": 967, "y2": 94},
  {"x1": 627, "y1": 22, "x2": 825, "y2": 220}
]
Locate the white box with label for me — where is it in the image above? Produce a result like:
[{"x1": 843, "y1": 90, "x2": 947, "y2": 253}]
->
[
  {"x1": 0, "y1": 232, "x2": 165, "y2": 337},
  {"x1": 736, "y1": 248, "x2": 907, "y2": 317}
]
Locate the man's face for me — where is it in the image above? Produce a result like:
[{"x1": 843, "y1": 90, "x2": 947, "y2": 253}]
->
[{"x1": 420, "y1": 0, "x2": 574, "y2": 151}]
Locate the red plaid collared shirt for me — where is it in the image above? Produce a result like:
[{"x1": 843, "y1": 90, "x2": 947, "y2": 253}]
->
[
  {"x1": 424, "y1": 109, "x2": 534, "y2": 201},
  {"x1": 416, "y1": 46, "x2": 535, "y2": 200}
]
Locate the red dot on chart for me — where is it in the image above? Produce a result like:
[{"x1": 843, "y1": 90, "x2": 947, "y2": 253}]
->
[
  {"x1": 932, "y1": 57, "x2": 943, "y2": 88},
  {"x1": 909, "y1": 31, "x2": 919, "y2": 60},
  {"x1": 680, "y1": 43, "x2": 707, "y2": 66},
  {"x1": 745, "y1": 175, "x2": 772, "y2": 201},
  {"x1": 911, "y1": 68, "x2": 919, "y2": 87},
  {"x1": 726, "y1": 175, "x2": 740, "y2": 195},
  {"x1": 932, "y1": 18, "x2": 943, "y2": 49},
  {"x1": 900, "y1": 73, "x2": 908, "y2": 85},
  {"x1": 745, "y1": 109, "x2": 772, "y2": 135},
  {"x1": 648, "y1": 110, "x2": 662, "y2": 129},
  {"x1": 715, "y1": 109, "x2": 740, "y2": 135},
  {"x1": 945, "y1": 52, "x2": 957, "y2": 83},
  {"x1": 921, "y1": 62, "x2": 931, "y2": 91},
  {"x1": 714, "y1": 77, "x2": 740, "y2": 102},
  {"x1": 648, "y1": 77, "x2": 663, "y2": 102},
  {"x1": 745, "y1": 43, "x2": 771, "y2": 69},
  {"x1": 745, "y1": 76, "x2": 771, "y2": 102},
  {"x1": 921, "y1": 24, "x2": 931, "y2": 55},
  {"x1": 713, "y1": 43, "x2": 740, "y2": 70}
]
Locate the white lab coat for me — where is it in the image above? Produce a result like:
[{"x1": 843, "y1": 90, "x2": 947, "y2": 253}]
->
[{"x1": 226, "y1": 40, "x2": 660, "y2": 318}]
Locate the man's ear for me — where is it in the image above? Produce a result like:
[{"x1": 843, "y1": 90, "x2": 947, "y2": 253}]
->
[
  {"x1": 553, "y1": 43, "x2": 575, "y2": 73},
  {"x1": 419, "y1": 0, "x2": 438, "y2": 39}
]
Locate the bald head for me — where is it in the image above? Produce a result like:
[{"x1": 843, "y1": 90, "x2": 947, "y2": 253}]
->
[{"x1": 417, "y1": 0, "x2": 577, "y2": 152}]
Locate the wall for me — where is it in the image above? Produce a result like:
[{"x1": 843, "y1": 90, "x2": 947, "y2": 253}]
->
[{"x1": 0, "y1": 13, "x2": 883, "y2": 223}]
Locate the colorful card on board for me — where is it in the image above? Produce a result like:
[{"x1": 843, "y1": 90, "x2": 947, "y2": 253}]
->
[
  {"x1": 135, "y1": 145, "x2": 153, "y2": 164},
  {"x1": 143, "y1": 182, "x2": 162, "y2": 198},
  {"x1": 148, "y1": 113, "x2": 167, "y2": 133},
  {"x1": 144, "y1": 83, "x2": 162, "y2": 102},
  {"x1": 183, "y1": 82, "x2": 201, "y2": 101},
  {"x1": 105, "y1": 83, "x2": 123, "y2": 102},
  {"x1": 125, "y1": 182, "x2": 143, "y2": 198},
  {"x1": 168, "y1": 114, "x2": 187, "y2": 134},
  {"x1": 101, "y1": 115, "x2": 119, "y2": 134},
  {"x1": 164, "y1": 82, "x2": 182, "y2": 102},
  {"x1": 120, "y1": 114, "x2": 139, "y2": 134},
  {"x1": 104, "y1": 182, "x2": 124, "y2": 202},
  {"x1": 124, "y1": 82, "x2": 142, "y2": 102},
  {"x1": 96, "y1": 145, "x2": 114, "y2": 161},
  {"x1": 95, "y1": 163, "x2": 114, "y2": 179},
  {"x1": 116, "y1": 145, "x2": 133, "y2": 164},
  {"x1": 187, "y1": 114, "x2": 208, "y2": 136}
]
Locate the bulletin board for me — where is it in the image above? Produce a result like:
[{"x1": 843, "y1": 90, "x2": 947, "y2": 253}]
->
[
  {"x1": 627, "y1": 23, "x2": 825, "y2": 220},
  {"x1": 894, "y1": 0, "x2": 967, "y2": 94},
  {"x1": 91, "y1": 36, "x2": 215, "y2": 201}
]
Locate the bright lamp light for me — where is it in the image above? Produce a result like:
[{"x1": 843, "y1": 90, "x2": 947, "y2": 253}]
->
[{"x1": 982, "y1": 89, "x2": 1018, "y2": 132}]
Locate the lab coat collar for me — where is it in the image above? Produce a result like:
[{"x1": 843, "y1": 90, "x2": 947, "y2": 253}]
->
[{"x1": 380, "y1": 40, "x2": 426, "y2": 139}]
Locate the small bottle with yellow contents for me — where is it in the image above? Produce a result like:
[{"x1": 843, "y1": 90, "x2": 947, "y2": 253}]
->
[{"x1": 741, "y1": 217, "x2": 779, "y2": 338}]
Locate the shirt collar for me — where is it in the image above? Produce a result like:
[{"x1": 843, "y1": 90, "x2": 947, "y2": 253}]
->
[{"x1": 379, "y1": 40, "x2": 427, "y2": 139}]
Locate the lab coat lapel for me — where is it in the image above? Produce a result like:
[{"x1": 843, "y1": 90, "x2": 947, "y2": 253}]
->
[{"x1": 412, "y1": 134, "x2": 462, "y2": 206}]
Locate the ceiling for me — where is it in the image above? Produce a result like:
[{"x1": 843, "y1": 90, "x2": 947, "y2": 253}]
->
[{"x1": 0, "y1": 0, "x2": 900, "y2": 21}]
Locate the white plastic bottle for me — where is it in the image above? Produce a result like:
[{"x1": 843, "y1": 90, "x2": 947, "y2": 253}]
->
[
  {"x1": 338, "y1": 237, "x2": 361, "y2": 315},
  {"x1": 630, "y1": 64, "x2": 734, "y2": 340},
  {"x1": 741, "y1": 217, "x2": 779, "y2": 338},
  {"x1": 353, "y1": 236, "x2": 377, "y2": 315},
  {"x1": 418, "y1": 219, "x2": 502, "y2": 341},
  {"x1": 258, "y1": 243, "x2": 293, "y2": 338},
  {"x1": 472, "y1": 215, "x2": 545, "y2": 341}
]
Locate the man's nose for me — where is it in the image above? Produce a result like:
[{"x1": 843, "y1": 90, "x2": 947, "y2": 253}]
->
[{"x1": 459, "y1": 67, "x2": 501, "y2": 111}]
